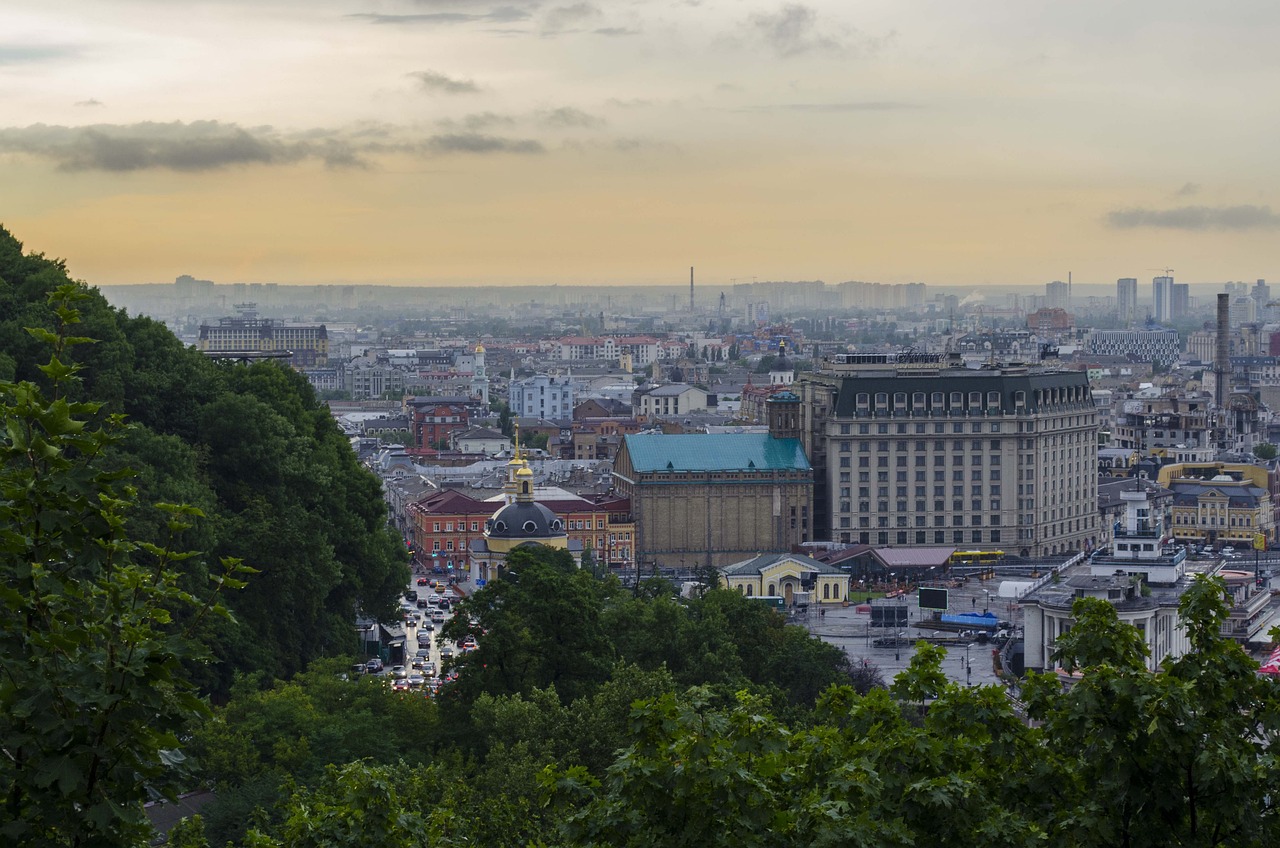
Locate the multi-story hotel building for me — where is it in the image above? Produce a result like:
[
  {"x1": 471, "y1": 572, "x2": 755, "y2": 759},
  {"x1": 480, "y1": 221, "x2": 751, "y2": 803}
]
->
[
  {"x1": 798, "y1": 351, "x2": 1098, "y2": 557},
  {"x1": 197, "y1": 315, "x2": 329, "y2": 367}
]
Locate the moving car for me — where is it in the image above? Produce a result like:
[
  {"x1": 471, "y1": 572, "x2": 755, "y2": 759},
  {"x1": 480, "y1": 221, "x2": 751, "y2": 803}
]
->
[{"x1": 365, "y1": 657, "x2": 384, "y2": 673}]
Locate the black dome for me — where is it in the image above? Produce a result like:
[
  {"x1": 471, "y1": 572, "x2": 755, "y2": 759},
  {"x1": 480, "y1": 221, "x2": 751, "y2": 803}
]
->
[{"x1": 486, "y1": 502, "x2": 564, "y2": 539}]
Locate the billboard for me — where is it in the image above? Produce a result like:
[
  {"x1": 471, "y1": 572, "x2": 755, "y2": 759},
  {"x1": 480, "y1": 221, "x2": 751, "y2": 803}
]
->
[
  {"x1": 918, "y1": 587, "x2": 949, "y2": 611},
  {"x1": 870, "y1": 604, "x2": 909, "y2": 627}
]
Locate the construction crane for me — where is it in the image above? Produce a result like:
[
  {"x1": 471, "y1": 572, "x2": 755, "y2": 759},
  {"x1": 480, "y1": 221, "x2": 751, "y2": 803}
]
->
[{"x1": 1149, "y1": 268, "x2": 1175, "y2": 277}]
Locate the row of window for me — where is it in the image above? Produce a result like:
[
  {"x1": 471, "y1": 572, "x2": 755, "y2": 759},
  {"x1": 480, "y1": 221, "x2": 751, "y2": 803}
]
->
[
  {"x1": 430, "y1": 518, "x2": 611, "y2": 532},
  {"x1": 737, "y1": 583, "x2": 844, "y2": 600}
]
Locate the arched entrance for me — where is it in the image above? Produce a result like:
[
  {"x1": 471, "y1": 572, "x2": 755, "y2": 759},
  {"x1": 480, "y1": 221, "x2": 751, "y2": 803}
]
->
[{"x1": 783, "y1": 582, "x2": 794, "y2": 606}]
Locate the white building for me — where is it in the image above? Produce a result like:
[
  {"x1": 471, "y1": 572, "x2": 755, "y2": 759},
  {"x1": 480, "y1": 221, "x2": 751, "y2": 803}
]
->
[
  {"x1": 1083, "y1": 328, "x2": 1181, "y2": 365},
  {"x1": 1020, "y1": 488, "x2": 1209, "y2": 673},
  {"x1": 509, "y1": 373, "x2": 575, "y2": 420},
  {"x1": 634, "y1": 384, "x2": 711, "y2": 418}
]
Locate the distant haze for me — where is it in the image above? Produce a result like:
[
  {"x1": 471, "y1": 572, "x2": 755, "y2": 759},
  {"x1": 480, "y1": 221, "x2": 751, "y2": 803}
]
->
[{"x1": 3, "y1": 1, "x2": 1280, "y2": 286}]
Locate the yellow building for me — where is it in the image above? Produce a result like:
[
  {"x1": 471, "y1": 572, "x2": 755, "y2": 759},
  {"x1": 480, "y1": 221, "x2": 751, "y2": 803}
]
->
[
  {"x1": 1160, "y1": 465, "x2": 1275, "y2": 547},
  {"x1": 1156, "y1": 462, "x2": 1269, "y2": 490},
  {"x1": 468, "y1": 456, "x2": 582, "y2": 583},
  {"x1": 719, "y1": 553, "x2": 851, "y2": 607}
]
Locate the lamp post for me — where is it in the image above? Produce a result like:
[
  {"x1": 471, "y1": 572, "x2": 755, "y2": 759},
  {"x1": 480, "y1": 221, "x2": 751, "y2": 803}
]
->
[
  {"x1": 982, "y1": 589, "x2": 991, "y2": 614},
  {"x1": 964, "y1": 642, "x2": 975, "y2": 686}
]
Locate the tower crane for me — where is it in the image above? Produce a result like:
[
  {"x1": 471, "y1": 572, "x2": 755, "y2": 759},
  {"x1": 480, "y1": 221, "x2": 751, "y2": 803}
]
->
[{"x1": 1149, "y1": 268, "x2": 1174, "y2": 277}]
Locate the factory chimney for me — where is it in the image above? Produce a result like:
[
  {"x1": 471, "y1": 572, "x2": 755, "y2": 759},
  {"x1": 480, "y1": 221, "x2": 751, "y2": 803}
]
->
[
  {"x1": 690, "y1": 266, "x2": 694, "y2": 311},
  {"x1": 1216, "y1": 292, "x2": 1230, "y2": 409}
]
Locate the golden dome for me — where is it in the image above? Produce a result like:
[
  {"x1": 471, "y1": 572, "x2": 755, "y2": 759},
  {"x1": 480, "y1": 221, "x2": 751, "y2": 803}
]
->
[{"x1": 475, "y1": 343, "x2": 486, "y2": 353}]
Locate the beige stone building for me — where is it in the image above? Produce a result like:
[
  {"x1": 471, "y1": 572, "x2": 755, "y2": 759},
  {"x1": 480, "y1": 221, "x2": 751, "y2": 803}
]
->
[
  {"x1": 719, "y1": 552, "x2": 851, "y2": 607},
  {"x1": 799, "y1": 352, "x2": 1098, "y2": 557},
  {"x1": 612, "y1": 413, "x2": 813, "y2": 568}
]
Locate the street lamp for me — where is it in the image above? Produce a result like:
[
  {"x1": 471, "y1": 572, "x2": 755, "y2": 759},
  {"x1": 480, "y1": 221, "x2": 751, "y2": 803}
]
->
[
  {"x1": 982, "y1": 589, "x2": 991, "y2": 614},
  {"x1": 964, "y1": 642, "x2": 975, "y2": 686}
]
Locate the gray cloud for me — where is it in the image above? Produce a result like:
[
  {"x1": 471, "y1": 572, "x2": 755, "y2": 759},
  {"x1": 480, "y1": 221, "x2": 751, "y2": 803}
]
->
[
  {"x1": 742, "y1": 100, "x2": 918, "y2": 113},
  {"x1": 543, "y1": 2, "x2": 598, "y2": 32},
  {"x1": 0, "y1": 120, "x2": 546, "y2": 172},
  {"x1": 0, "y1": 45, "x2": 79, "y2": 65},
  {"x1": 74, "y1": 99, "x2": 104, "y2": 108},
  {"x1": 1106, "y1": 205, "x2": 1280, "y2": 231},
  {"x1": 537, "y1": 106, "x2": 605, "y2": 128},
  {"x1": 594, "y1": 26, "x2": 639, "y2": 37},
  {"x1": 1174, "y1": 182, "x2": 1201, "y2": 197},
  {"x1": 424, "y1": 133, "x2": 544, "y2": 153},
  {"x1": 410, "y1": 70, "x2": 481, "y2": 94},
  {"x1": 750, "y1": 4, "x2": 844, "y2": 58},
  {"x1": 452, "y1": 112, "x2": 518, "y2": 130},
  {"x1": 348, "y1": 7, "x2": 530, "y2": 25}
]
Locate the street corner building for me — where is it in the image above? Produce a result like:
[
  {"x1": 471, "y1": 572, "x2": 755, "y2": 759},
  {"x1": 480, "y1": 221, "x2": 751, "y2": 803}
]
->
[
  {"x1": 719, "y1": 552, "x2": 852, "y2": 607},
  {"x1": 612, "y1": 425, "x2": 813, "y2": 569},
  {"x1": 798, "y1": 351, "x2": 1098, "y2": 558}
]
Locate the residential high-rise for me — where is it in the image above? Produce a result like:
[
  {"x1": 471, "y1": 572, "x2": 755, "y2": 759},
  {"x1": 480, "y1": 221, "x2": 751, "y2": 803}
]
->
[
  {"x1": 1152, "y1": 276, "x2": 1174, "y2": 322},
  {"x1": 1117, "y1": 278, "x2": 1137, "y2": 326},
  {"x1": 1045, "y1": 280, "x2": 1070, "y2": 311},
  {"x1": 798, "y1": 351, "x2": 1097, "y2": 558},
  {"x1": 1171, "y1": 283, "x2": 1190, "y2": 320}
]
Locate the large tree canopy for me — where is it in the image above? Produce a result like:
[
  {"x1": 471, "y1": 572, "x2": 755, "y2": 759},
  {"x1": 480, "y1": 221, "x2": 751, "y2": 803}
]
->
[{"x1": 0, "y1": 225, "x2": 407, "y2": 690}]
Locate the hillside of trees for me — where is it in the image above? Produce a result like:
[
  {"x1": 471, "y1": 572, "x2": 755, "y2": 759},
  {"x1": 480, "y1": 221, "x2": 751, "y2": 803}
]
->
[{"x1": 0, "y1": 225, "x2": 409, "y2": 693}]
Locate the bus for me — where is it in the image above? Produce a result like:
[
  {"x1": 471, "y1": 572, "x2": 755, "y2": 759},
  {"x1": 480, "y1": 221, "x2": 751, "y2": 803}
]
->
[{"x1": 949, "y1": 550, "x2": 1005, "y2": 566}]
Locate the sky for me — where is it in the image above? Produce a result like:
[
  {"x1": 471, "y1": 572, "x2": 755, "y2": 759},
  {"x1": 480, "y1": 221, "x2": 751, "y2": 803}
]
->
[{"x1": 3, "y1": 0, "x2": 1280, "y2": 287}]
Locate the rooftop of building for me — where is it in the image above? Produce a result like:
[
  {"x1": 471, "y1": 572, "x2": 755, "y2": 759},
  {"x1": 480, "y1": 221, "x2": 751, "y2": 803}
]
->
[
  {"x1": 720, "y1": 552, "x2": 845, "y2": 577},
  {"x1": 622, "y1": 432, "x2": 811, "y2": 474}
]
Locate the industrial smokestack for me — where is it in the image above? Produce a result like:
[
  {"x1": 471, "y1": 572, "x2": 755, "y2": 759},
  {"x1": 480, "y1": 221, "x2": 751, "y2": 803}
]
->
[
  {"x1": 690, "y1": 266, "x2": 694, "y2": 311},
  {"x1": 1216, "y1": 293, "x2": 1230, "y2": 408}
]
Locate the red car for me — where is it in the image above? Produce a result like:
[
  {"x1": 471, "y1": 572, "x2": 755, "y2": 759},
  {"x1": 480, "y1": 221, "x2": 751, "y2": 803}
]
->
[{"x1": 416, "y1": 577, "x2": 428, "y2": 586}]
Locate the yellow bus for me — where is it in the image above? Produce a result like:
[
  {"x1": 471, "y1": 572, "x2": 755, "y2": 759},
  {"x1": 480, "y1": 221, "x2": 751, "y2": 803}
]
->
[{"x1": 949, "y1": 550, "x2": 1005, "y2": 566}]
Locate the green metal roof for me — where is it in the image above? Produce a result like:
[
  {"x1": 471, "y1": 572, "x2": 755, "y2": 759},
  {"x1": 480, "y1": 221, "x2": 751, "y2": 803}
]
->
[{"x1": 623, "y1": 433, "x2": 810, "y2": 473}]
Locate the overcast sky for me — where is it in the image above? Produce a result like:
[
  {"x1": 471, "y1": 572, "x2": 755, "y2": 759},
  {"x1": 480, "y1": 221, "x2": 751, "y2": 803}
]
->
[{"x1": 3, "y1": 0, "x2": 1279, "y2": 287}]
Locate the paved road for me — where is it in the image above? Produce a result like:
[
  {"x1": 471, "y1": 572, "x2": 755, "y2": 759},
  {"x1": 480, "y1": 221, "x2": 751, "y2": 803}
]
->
[{"x1": 802, "y1": 575, "x2": 1017, "y2": 688}]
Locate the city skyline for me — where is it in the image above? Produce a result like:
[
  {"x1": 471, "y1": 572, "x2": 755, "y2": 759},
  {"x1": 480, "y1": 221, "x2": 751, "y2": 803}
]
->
[{"x1": 4, "y1": 0, "x2": 1280, "y2": 286}]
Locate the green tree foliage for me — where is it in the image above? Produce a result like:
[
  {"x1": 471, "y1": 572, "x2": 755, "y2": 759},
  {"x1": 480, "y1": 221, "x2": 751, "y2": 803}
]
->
[
  {"x1": 1022, "y1": 576, "x2": 1280, "y2": 848},
  {"x1": 441, "y1": 547, "x2": 614, "y2": 709},
  {"x1": 188, "y1": 659, "x2": 438, "y2": 845},
  {"x1": 0, "y1": 226, "x2": 408, "y2": 691},
  {"x1": 0, "y1": 285, "x2": 249, "y2": 845},
  {"x1": 1254, "y1": 442, "x2": 1277, "y2": 460}
]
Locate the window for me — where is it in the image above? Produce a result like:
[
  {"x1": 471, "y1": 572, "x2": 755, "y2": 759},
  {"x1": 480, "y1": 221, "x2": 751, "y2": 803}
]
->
[
  {"x1": 897, "y1": 531, "x2": 908, "y2": 544},
  {"x1": 953, "y1": 530, "x2": 964, "y2": 544},
  {"x1": 433, "y1": 522, "x2": 441, "y2": 532},
  {"x1": 972, "y1": 530, "x2": 983, "y2": 543},
  {"x1": 935, "y1": 531, "x2": 945, "y2": 543}
]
